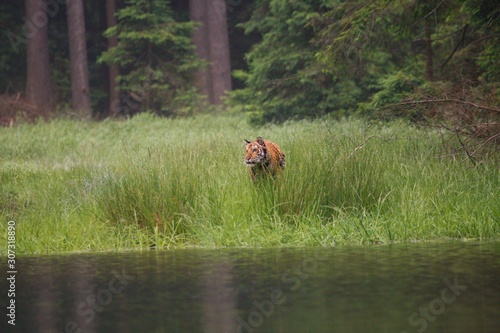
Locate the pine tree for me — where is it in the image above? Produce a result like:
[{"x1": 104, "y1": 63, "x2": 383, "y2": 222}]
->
[
  {"x1": 310, "y1": 0, "x2": 499, "y2": 112},
  {"x1": 230, "y1": 0, "x2": 360, "y2": 123},
  {"x1": 98, "y1": 0, "x2": 203, "y2": 116}
]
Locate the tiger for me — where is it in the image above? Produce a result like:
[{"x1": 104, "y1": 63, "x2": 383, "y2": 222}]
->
[{"x1": 244, "y1": 137, "x2": 286, "y2": 181}]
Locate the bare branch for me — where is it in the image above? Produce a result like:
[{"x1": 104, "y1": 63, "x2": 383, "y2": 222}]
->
[
  {"x1": 455, "y1": 129, "x2": 477, "y2": 166},
  {"x1": 346, "y1": 135, "x2": 375, "y2": 160},
  {"x1": 379, "y1": 99, "x2": 500, "y2": 114},
  {"x1": 469, "y1": 33, "x2": 500, "y2": 45},
  {"x1": 440, "y1": 25, "x2": 468, "y2": 68},
  {"x1": 470, "y1": 132, "x2": 500, "y2": 157},
  {"x1": 405, "y1": 0, "x2": 445, "y2": 31}
]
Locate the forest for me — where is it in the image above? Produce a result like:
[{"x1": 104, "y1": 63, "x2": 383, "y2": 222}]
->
[{"x1": 0, "y1": 1, "x2": 498, "y2": 129}]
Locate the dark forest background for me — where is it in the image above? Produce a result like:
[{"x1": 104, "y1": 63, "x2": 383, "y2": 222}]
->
[{"x1": 0, "y1": 0, "x2": 498, "y2": 141}]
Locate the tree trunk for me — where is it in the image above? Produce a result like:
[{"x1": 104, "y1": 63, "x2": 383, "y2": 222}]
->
[
  {"x1": 145, "y1": 0, "x2": 153, "y2": 111},
  {"x1": 189, "y1": 0, "x2": 212, "y2": 102},
  {"x1": 207, "y1": 0, "x2": 232, "y2": 105},
  {"x1": 106, "y1": 0, "x2": 120, "y2": 117},
  {"x1": 67, "y1": 0, "x2": 91, "y2": 117},
  {"x1": 425, "y1": 19, "x2": 433, "y2": 81},
  {"x1": 25, "y1": 0, "x2": 52, "y2": 112},
  {"x1": 190, "y1": 0, "x2": 232, "y2": 105}
]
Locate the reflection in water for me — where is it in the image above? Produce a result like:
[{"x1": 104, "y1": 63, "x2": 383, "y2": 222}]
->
[
  {"x1": 202, "y1": 261, "x2": 237, "y2": 333},
  {"x1": 1, "y1": 242, "x2": 499, "y2": 333}
]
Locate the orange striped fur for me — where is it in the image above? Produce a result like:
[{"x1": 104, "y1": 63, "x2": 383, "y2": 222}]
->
[{"x1": 244, "y1": 137, "x2": 285, "y2": 181}]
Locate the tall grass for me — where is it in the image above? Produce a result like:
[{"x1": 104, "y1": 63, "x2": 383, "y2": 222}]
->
[{"x1": 0, "y1": 114, "x2": 498, "y2": 254}]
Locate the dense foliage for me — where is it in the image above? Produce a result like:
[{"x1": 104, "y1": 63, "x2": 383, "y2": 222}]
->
[
  {"x1": 0, "y1": 0, "x2": 498, "y2": 129},
  {"x1": 230, "y1": 0, "x2": 499, "y2": 124},
  {"x1": 229, "y1": 1, "x2": 361, "y2": 122},
  {"x1": 98, "y1": 0, "x2": 203, "y2": 116}
]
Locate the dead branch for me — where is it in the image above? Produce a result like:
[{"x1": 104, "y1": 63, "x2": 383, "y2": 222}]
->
[
  {"x1": 469, "y1": 33, "x2": 500, "y2": 45},
  {"x1": 404, "y1": 0, "x2": 445, "y2": 32},
  {"x1": 346, "y1": 135, "x2": 375, "y2": 159},
  {"x1": 470, "y1": 132, "x2": 500, "y2": 157},
  {"x1": 440, "y1": 25, "x2": 468, "y2": 68},
  {"x1": 379, "y1": 99, "x2": 500, "y2": 114},
  {"x1": 455, "y1": 129, "x2": 477, "y2": 166}
]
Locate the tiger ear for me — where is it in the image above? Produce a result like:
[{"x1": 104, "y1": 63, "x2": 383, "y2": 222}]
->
[
  {"x1": 244, "y1": 139, "x2": 251, "y2": 144},
  {"x1": 256, "y1": 137, "x2": 265, "y2": 145}
]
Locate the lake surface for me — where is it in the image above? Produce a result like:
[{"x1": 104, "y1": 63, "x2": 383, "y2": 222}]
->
[{"x1": 2, "y1": 242, "x2": 499, "y2": 333}]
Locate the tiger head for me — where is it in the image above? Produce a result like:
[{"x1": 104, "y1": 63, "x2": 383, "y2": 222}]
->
[{"x1": 244, "y1": 137, "x2": 268, "y2": 166}]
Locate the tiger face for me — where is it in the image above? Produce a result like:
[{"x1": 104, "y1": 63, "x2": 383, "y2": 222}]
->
[
  {"x1": 244, "y1": 137, "x2": 285, "y2": 181},
  {"x1": 244, "y1": 137, "x2": 268, "y2": 166}
]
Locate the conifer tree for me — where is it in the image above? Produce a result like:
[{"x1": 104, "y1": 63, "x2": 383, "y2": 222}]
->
[
  {"x1": 99, "y1": 0, "x2": 203, "y2": 115},
  {"x1": 230, "y1": 0, "x2": 360, "y2": 123}
]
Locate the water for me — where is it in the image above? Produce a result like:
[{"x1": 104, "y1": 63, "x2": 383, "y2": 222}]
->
[{"x1": 2, "y1": 242, "x2": 499, "y2": 333}]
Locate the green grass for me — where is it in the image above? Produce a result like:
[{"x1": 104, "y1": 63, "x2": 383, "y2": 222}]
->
[{"x1": 0, "y1": 113, "x2": 498, "y2": 254}]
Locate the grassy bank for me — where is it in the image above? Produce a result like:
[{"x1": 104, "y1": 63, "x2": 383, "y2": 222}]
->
[{"x1": 0, "y1": 114, "x2": 498, "y2": 254}]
